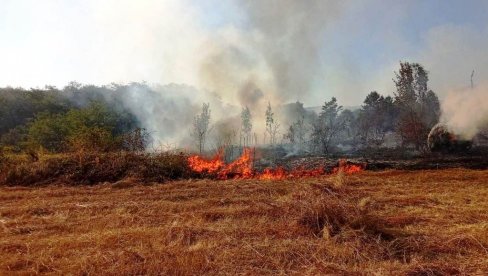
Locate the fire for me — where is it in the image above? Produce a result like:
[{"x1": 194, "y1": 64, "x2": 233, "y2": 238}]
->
[
  {"x1": 217, "y1": 148, "x2": 254, "y2": 179},
  {"x1": 332, "y1": 159, "x2": 365, "y2": 174},
  {"x1": 187, "y1": 151, "x2": 224, "y2": 174},
  {"x1": 187, "y1": 149, "x2": 364, "y2": 180},
  {"x1": 258, "y1": 167, "x2": 287, "y2": 180}
]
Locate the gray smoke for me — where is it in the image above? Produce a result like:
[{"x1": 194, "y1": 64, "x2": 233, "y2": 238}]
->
[
  {"x1": 240, "y1": 0, "x2": 341, "y2": 100},
  {"x1": 198, "y1": 1, "x2": 342, "y2": 139},
  {"x1": 237, "y1": 80, "x2": 264, "y2": 107}
]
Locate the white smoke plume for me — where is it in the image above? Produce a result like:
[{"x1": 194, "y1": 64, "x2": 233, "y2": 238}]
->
[{"x1": 441, "y1": 84, "x2": 488, "y2": 139}]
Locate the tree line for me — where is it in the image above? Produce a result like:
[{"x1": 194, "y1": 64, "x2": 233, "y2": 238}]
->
[
  {"x1": 0, "y1": 61, "x2": 440, "y2": 156},
  {"x1": 0, "y1": 82, "x2": 148, "y2": 155},
  {"x1": 193, "y1": 61, "x2": 441, "y2": 155}
]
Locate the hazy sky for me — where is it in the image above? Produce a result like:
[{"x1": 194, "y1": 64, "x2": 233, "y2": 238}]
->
[{"x1": 1, "y1": 0, "x2": 488, "y2": 106}]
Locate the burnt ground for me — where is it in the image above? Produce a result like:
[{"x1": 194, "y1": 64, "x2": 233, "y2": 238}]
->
[{"x1": 260, "y1": 146, "x2": 488, "y2": 172}]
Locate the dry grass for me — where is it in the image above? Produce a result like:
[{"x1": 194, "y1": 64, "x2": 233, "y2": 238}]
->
[
  {"x1": 0, "y1": 151, "x2": 190, "y2": 185},
  {"x1": 1, "y1": 169, "x2": 488, "y2": 274}
]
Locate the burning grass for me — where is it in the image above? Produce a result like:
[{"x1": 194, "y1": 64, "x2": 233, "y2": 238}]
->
[
  {"x1": 187, "y1": 148, "x2": 365, "y2": 180},
  {"x1": 0, "y1": 149, "x2": 364, "y2": 186},
  {"x1": 1, "y1": 169, "x2": 487, "y2": 274}
]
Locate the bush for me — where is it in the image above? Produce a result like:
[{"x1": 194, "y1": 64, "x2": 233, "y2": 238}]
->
[
  {"x1": 1, "y1": 151, "x2": 191, "y2": 186},
  {"x1": 21, "y1": 101, "x2": 139, "y2": 154}
]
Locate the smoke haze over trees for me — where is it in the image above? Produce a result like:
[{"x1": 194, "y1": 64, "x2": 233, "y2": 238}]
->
[
  {"x1": 1, "y1": 61, "x2": 484, "y2": 156},
  {"x1": 2, "y1": 1, "x2": 488, "y2": 155}
]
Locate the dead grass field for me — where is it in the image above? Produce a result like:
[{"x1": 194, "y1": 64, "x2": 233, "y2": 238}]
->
[{"x1": 1, "y1": 169, "x2": 488, "y2": 275}]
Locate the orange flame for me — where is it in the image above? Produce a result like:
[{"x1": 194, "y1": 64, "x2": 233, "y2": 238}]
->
[
  {"x1": 332, "y1": 159, "x2": 365, "y2": 174},
  {"x1": 187, "y1": 151, "x2": 224, "y2": 174},
  {"x1": 217, "y1": 148, "x2": 254, "y2": 179},
  {"x1": 258, "y1": 167, "x2": 287, "y2": 180},
  {"x1": 187, "y1": 149, "x2": 364, "y2": 180}
]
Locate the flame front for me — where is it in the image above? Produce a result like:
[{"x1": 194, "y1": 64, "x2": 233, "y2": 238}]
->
[
  {"x1": 187, "y1": 149, "x2": 364, "y2": 180},
  {"x1": 217, "y1": 148, "x2": 253, "y2": 179},
  {"x1": 187, "y1": 151, "x2": 224, "y2": 174}
]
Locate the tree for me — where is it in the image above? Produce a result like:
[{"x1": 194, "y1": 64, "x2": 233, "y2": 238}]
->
[
  {"x1": 413, "y1": 64, "x2": 440, "y2": 128},
  {"x1": 337, "y1": 109, "x2": 359, "y2": 147},
  {"x1": 421, "y1": 90, "x2": 440, "y2": 129},
  {"x1": 191, "y1": 103, "x2": 211, "y2": 154},
  {"x1": 212, "y1": 121, "x2": 237, "y2": 162},
  {"x1": 0, "y1": 125, "x2": 28, "y2": 152},
  {"x1": 67, "y1": 126, "x2": 115, "y2": 152},
  {"x1": 264, "y1": 102, "x2": 280, "y2": 145},
  {"x1": 311, "y1": 97, "x2": 346, "y2": 154},
  {"x1": 25, "y1": 101, "x2": 129, "y2": 153},
  {"x1": 122, "y1": 128, "x2": 151, "y2": 152},
  {"x1": 358, "y1": 91, "x2": 396, "y2": 147},
  {"x1": 285, "y1": 101, "x2": 309, "y2": 150},
  {"x1": 0, "y1": 84, "x2": 143, "y2": 153},
  {"x1": 393, "y1": 62, "x2": 440, "y2": 150},
  {"x1": 285, "y1": 116, "x2": 307, "y2": 144},
  {"x1": 241, "y1": 106, "x2": 253, "y2": 147},
  {"x1": 27, "y1": 112, "x2": 70, "y2": 152}
]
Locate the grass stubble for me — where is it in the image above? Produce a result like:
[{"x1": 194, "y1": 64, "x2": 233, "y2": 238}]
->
[{"x1": 1, "y1": 169, "x2": 488, "y2": 275}]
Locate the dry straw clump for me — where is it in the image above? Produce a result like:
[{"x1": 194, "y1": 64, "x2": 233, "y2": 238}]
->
[{"x1": 332, "y1": 167, "x2": 346, "y2": 188}]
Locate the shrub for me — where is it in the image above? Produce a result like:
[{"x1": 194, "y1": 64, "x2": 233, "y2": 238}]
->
[{"x1": 0, "y1": 151, "x2": 191, "y2": 186}]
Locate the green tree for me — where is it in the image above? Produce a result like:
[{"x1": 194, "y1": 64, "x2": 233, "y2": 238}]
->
[
  {"x1": 26, "y1": 102, "x2": 123, "y2": 153},
  {"x1": 63, "y1": 102, "x2": 120, "y2": 152},
  {"x1": 27, "y1": 112, "x2": 69, "y2": 152}
]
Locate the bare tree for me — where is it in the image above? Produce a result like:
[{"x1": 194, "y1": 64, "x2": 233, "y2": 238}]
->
[
  {"x1": 240, "y1": 106, "x2": 252, "y2": 147},
  {"x1": 264, "y1": 102, "x2": 280, "y2": 145},
  {"x1": 191, "y1": 103, "x2": 211, "y2": 153}
]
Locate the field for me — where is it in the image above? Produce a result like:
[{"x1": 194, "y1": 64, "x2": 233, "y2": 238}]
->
[{"x1": 1, "y1": 169, "x2": 488, "y2": 275}]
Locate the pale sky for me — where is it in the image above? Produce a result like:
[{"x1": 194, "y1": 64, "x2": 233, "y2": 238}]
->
[{"x1": 1, "y1": 0, "x2": 488, "y2": 106}]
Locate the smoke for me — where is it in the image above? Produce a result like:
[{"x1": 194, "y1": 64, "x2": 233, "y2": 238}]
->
[
  {"x1": 199, "y1": 0, "x2": 341, "y2": 108},
  {"x1": 440, "y1": 84, "x2": 488, "y2": 139},
  {"x1": 119, "y1": 84, "x2": 199, "y2": 148},
  {"x1": 197, "y1": 0, "x2": 342, "y2": 139},
  {"x1": 241, "y1": 1, "x2": 341, "y2": 99},
  {"x1": 419, "y1": 25, "x2": 488, "y2": 140},
  {"x1": 3, "y1": 1, "x2": 488, "y2": 149},
  {"x1": 237, "y1": 80, "x2": 264, "y2": 107},
  {"x1": 69, "y1": 83, "x2": 235, "y2": 149},
  {"x1": 417, "y1": 24, "x2": 488, "y2": 97}
]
